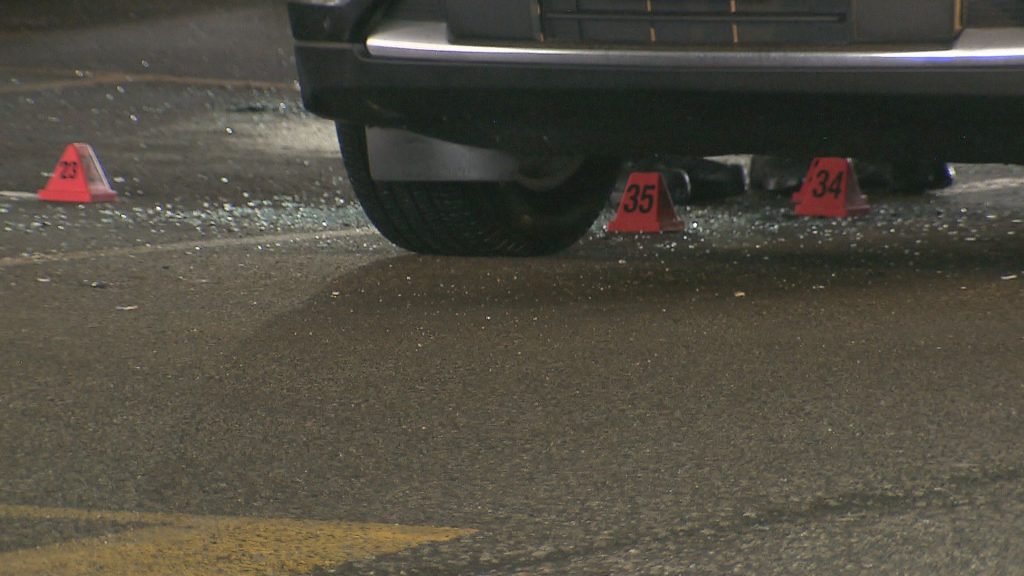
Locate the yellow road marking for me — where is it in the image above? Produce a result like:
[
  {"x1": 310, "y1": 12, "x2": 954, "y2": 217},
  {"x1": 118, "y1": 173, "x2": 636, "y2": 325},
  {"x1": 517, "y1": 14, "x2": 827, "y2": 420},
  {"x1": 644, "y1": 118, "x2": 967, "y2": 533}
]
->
[
  {"x1": 0, "y1": 228, "x2": 374, "y2": 269},
  {"x1": 946, "y1": 177, "x2": 1024, "y2": 194},
  {"x1": 0, "y1": 190, "x2": 37, "y2": 200},
  {"x1": 0, "y1": 66, "x2": 297, "y2": 94},
  {"x1": 0, "y1": 505, "x2": 473, "y2": 576},
  {"x1": 0, "y1": 78, "x2": 116, "y2": 93}
]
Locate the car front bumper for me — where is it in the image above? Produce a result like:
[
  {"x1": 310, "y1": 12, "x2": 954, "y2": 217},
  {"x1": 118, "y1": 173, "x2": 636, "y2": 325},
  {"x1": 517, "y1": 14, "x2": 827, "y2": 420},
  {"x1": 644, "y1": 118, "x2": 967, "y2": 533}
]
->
[
  {"x1": 365, "y1": 20, "x2": 1024, "y2": 93},
  {"x1": 292, "y1": 5, "x2": 1024, "y2": 161}
]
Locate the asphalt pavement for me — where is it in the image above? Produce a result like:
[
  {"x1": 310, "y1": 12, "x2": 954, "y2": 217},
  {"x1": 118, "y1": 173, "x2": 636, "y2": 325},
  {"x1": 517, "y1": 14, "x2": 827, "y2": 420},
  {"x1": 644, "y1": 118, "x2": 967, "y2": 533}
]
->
[{"x1": 1, "y1": 2, "x2": 1023, "y2": 575}]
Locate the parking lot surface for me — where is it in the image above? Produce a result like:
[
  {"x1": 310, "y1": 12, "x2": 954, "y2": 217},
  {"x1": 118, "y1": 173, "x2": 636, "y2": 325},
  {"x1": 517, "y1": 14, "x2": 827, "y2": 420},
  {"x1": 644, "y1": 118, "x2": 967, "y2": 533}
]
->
[{"x1": 1, "y1": 2, "x2": 1023, "y2": 574}]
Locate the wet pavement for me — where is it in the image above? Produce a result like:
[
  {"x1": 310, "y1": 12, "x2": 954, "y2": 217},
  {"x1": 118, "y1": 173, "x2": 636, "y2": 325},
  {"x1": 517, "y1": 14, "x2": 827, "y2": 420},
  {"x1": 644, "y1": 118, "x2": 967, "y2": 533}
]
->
[{"x1": 2, "y1": 2, "x2": 1024, "y2": 575}]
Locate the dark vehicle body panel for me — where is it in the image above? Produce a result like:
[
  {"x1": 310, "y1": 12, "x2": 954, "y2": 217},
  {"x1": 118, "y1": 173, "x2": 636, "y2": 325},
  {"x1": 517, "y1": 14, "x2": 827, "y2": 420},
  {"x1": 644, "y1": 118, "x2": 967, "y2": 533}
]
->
[{"x1": 290, "y1": 1, "x2": 1024, "y2": 163}]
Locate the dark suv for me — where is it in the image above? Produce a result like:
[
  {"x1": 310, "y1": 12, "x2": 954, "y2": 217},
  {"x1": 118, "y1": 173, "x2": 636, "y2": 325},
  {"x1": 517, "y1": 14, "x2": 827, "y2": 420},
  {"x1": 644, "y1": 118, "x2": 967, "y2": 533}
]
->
[{"x1": 290, "y1": 1, "x2": 1024, "y2": 255}]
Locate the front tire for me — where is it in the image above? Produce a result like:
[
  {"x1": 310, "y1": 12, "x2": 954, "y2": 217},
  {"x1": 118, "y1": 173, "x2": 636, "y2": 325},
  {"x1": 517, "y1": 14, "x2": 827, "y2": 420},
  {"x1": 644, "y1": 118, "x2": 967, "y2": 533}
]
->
[{"x1": 337, "y1": 124, "x2": 616, "y2": 256}]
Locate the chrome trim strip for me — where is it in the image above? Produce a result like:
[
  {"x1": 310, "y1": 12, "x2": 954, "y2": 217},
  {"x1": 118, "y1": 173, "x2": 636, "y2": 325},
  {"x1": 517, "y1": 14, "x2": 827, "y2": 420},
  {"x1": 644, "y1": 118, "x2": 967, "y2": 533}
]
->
[{"x1": 366, "y1": 21, "x2": 1024, "y2": 68}]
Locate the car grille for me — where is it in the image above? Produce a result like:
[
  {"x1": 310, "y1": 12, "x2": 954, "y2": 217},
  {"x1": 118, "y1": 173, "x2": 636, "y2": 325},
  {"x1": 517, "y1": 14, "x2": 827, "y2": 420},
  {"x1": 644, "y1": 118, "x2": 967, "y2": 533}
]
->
[
  {"x1": 387, "y1": 0, "x2": 445, "y2": 21},
  {"x1": 967, "y1": 0, "x2": 1024, "y2": 27},
  {"x1": 391, "y1": 0, "x2": 1024, "y2": 45},
  {"x1": 540, "y1": 0, "x2": 853, "y2": 46},
  {"x1": 539, "y1": 0, "x2": 994, "y2": 46},
  {"x1": 387, "y1": 0, "x2": 1024, "y2": 29}
]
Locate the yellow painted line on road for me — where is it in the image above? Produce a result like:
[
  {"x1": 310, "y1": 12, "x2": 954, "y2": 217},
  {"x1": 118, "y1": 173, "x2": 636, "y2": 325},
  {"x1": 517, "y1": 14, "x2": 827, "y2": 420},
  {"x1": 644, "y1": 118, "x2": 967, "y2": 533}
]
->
[
  {"x1": 0, "y1": 504, "x2": 472, "y2": 576},
  {"x1": 0, "y1": 228, "x2": 373, "y2": 269},
  {"x1": 945, "y1": 177, "x2": 1024, "y2": 194},
  {"x1": 111, "y1": 72, "x2": 297, "y2": 91},
  {"x1": 0, "y1": 190, "x2": 37, "y2": 200},
  {"x1": 0, "y1": 65, "x2": 105, "y2": 76},
  {"x1": 0, "y1": 66, "x2": 297, "y2": 94},
  {"x1": 0, "y1": 78, "x2": 117, "y2": 94}
]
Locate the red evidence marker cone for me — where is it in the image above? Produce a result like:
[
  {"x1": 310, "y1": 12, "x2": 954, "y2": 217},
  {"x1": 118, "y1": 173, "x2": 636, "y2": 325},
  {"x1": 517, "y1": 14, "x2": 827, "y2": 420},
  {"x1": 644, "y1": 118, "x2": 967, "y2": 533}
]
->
[
  {"x1": 37, "y1": 143, "x2": 117, "y2": 203},
  {"x1": 792, "y1": 158, "x2": 869, "y2": 218},
  {"x1": 607, "y1": 172, "x2": 685, "y2": 233}
]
